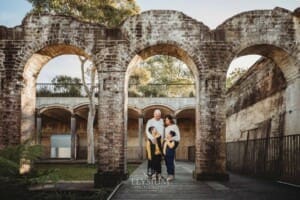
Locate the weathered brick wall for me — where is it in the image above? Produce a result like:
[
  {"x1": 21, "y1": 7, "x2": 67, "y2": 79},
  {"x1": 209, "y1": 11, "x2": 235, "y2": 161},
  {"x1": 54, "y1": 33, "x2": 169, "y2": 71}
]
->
[
  {"x1": 226, "y1": 58, "x2": 287, "y2": 141},
  {"x1": 226, "y1": 58, "x2": 286, "y2": 116},
  {"x1": 0, "y1": 7, "x2": 299, "y2": 181}
]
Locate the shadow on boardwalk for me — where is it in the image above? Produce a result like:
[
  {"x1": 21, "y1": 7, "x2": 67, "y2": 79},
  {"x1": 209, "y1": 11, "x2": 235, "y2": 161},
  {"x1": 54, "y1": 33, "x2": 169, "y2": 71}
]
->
[{"x1": 111, "y1": 161, "x2": 300, "y2": 200}]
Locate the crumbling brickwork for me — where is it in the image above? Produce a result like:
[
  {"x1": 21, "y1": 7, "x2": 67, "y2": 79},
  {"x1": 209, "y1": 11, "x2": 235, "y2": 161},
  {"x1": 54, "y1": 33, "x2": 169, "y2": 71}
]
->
[
  {"x1": 0, "y1": 7, "x2": 299, "y2": 183},
  {"x1": 226, "y1": 58, "x2": 287, "y2": 141}
]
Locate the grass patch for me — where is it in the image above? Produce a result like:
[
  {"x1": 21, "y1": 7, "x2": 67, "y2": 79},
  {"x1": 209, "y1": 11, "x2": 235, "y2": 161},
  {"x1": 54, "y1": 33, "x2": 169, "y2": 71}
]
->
[
  {"x1": 1, "y1": 163, "x2": 140, "y2": 200},
  {"x1": 35, "y1": 163, "x2": 140, "y2": 181},
  {"x1": 36, "y1": 164, "x2": 97, "y2": 181}
]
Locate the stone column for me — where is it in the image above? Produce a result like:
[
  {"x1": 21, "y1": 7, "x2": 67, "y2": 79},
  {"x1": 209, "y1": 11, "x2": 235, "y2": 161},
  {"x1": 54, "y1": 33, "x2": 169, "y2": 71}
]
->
[
  {"x1": 138, "y1": 116, "x2": 144, "y2": 160},
  {"x1": 1, "y1": 75, "x2": 23, "y2": 146},
  {"x1": 284, "y1": 76, "x2": 300, "y2": 135},
  {"x1": 193, "y1": 76, "x2": 229, "y2": 181},
  {"x1": 36, "y1": 113, "x2": 42, "y2": 144},
  {"x1": 94, "y1": 70, "x2": 127, "y2": 188},
  {"x1": 71, "y1": 114, "x2": 76, "y2": 160}
]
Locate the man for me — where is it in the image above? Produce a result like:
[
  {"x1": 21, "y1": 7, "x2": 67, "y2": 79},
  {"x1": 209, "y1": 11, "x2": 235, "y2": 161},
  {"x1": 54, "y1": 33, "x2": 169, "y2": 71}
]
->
[{"x1": 145, "y1": 109, "x2": 164, "y2": 176}]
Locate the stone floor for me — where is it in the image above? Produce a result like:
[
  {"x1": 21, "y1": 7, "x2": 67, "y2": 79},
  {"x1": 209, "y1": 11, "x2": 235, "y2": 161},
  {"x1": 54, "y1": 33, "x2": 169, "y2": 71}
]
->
[{"x1": 111, "y1": 161, "x2": 300, "y2": 200}]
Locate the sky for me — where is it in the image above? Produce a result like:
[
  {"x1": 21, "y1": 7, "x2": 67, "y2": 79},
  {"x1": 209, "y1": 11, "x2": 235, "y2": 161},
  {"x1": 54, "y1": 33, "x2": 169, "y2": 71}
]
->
[{"x1": 0, "y1": 0, "x2": 299, "y2": 82}]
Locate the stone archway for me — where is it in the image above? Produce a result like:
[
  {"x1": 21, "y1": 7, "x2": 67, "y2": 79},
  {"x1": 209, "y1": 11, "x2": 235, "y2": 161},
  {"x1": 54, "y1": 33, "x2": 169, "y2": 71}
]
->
[
  {"x1": 225, "y1": 44, "x2": 299, "y2": 137},
  {"x1": 123, "y1": 43, "x2": 201, "y2": 179},
  {"x1": 0, "y1": 7, "x2": 298, "y2": 186},
  {"x1": 21, "y1": 44, "x2": 92, "y2": 143}
]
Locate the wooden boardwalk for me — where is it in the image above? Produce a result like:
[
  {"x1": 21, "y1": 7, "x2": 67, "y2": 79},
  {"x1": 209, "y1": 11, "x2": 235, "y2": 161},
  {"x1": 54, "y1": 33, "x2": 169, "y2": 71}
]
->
[{"x1": 111, "y1": 161, "x2": 300, "y2": 200}]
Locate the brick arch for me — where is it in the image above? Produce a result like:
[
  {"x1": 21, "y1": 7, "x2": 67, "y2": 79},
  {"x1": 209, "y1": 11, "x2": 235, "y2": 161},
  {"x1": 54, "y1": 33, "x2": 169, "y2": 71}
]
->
[
  {"x1": 127, "y1": 42, "x2": 202, "y2": 76},
  {"x1": 0, "y1": 8, "x2": 299, "y2": 182},
  {"x1": 73, "y1": 103, "x2": 99, "y2": 112},
  {"x1": 175, "y1": 106, "x2": 196, "y2": 117},
  {"x1": 215, "y1": 7, "x2": 298, "y2": 81},
  {"x1": 121, "y1": 9, "x2": 212, "y2": 73},
  {"x1": 38, "y1": 104, "x2": 73, "y2": 115},
  {"x1": 120, "y1": 41, "x2": 203, "y2": 178},
  {"x1": 121, "y1": 10, "x2": 211, "y2": 50},
  {"x1": 142, "y1": 104, "x2": 175, "y2": 113},
  {"x1": 127, "y1": 106, "x2": 142, "y2": 118},
  {"x1": 227, "y1": 43, "x2": 298, "y2": 82},
  {"x1": 124, "y1": 42, "x2": 201, "y2": 107},
  {"x1": 216, "y1": 7, "x2": 294, "y2": 47},
  {"x1": 19, "y1": 43, "x2": 92, "y2": 76},
  {"x1": 21, "y1": 43, "x2": 95, "y2": 143},
  {"x1": 16, "y1": 14, "x2": 101, "y2": 73}
]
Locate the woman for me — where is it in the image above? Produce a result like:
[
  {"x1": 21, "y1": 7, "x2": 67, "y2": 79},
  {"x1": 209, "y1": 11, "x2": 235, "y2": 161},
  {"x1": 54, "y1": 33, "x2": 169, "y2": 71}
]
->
[
  {"x1": 164, "y1": 115, "x2": 180, "y2": 178},
  {"x1": 164, "y1": 115, "x2": 180, "y2": 146}
]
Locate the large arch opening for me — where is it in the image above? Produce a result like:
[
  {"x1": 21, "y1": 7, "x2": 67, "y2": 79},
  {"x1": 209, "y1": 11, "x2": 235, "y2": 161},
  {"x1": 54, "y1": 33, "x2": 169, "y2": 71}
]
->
[
  {"x1": 225, "y1": 43, "x2": 297, "y2": 182},
  {"x1": 124, "y1": 43, "x2": 199, "y2": 178},
  {"x1": 21, "y1": 44, "x2": 95, "y2": 154}
]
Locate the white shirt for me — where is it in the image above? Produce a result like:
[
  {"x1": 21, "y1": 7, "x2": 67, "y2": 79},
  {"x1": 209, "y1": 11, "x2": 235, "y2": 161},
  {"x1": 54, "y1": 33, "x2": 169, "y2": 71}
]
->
[
  {"x1": 165, "y1": 124, "x2": 181, "y2": 141},
  {"x1": 145, "y1": 118, "x2": 165, "y2": 141}
]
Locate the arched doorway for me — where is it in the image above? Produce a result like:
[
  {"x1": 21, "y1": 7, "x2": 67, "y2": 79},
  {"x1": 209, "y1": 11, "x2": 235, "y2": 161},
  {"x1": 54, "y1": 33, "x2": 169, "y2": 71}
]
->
[
  {"x1": 21, "y1": 44, "x2": 93, "y2": 143},
  {"x1": 226, "y1": 44, "x2": 297, "y2": 137},
  {"x1": 124, "y1": 44, "x2": 199, "y2": 178},
  {"x1": 225, "y1": 43, "x2": 297, "y2": 182},
  {"x1": 38, "y1": 106, "x2": 72, "y2": 159}
]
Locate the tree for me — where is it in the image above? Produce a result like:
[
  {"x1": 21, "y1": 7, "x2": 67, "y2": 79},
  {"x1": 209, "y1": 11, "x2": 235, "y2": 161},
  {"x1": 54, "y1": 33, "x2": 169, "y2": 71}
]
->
[
  {"x1": 79, "y1": 57, "x2": 97, "y2": 164},
  {"x1": 27, "y1": 0, "x2": 140, "y2": 27},
  {"x1": 128, "y1": 67, "x2": 151, "y2": 97},
  {"x1": 28, "y1": 0, "x2": 140, "y2": 164},
  {"x1": 226, "y1": 67, "x2": 247, "y2": 89},
  {"x1": 129, "y1": 55, "x2": 195, "y2": 97},
  {"x1": 51, "y1": 75, "x2": 82, "y2": 96}
]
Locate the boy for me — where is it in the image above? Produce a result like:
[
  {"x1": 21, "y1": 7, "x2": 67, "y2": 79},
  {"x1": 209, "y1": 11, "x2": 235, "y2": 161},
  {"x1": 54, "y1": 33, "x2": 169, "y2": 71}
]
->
[
  {"x1": 146, "y1": 126, "x2": 163, "y2": 180},
  {"x1": 163, "y1": 130, "x2": 176, "y2": 181}
]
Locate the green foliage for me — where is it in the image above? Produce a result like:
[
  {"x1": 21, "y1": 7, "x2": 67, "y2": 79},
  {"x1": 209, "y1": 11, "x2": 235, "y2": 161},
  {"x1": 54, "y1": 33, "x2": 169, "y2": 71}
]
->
[
  {"x1": 27, "y1": 0, "x2": 140, "y2": 27},
  {"x1": 36, "y1": 86, "x2": 53, "y2": 97},
  {"x1": 0, "y1": 143, "x2": 58, "y2": 185},
  {"x1": 129, "y1": 55, "x2": 195, "y2": 97},
  {"x1": 142, "y1": 55, "x2": 194, "y2": 84},
  {"x1": 0, "y1": 143, "x2": 42, "y2": 177},
  {"x1": 51, "y1": 75, "x2": 83, "y2": 96}
]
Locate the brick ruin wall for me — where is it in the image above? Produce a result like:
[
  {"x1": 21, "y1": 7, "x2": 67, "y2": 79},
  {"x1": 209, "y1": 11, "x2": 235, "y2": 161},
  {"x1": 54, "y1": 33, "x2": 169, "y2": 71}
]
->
[
  {"x1": 0, "y1": 7, "x2": 299, "y2": 178},
  {"x1": 226, "y1": 58, "x2": 287, "y2": 141}
]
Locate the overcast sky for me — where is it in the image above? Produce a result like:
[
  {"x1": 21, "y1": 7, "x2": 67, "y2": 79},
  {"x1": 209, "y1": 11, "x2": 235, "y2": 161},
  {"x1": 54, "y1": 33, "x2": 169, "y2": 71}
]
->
[{"x1": 0, "y1": 0, "x2": 298, "y2": 82}]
